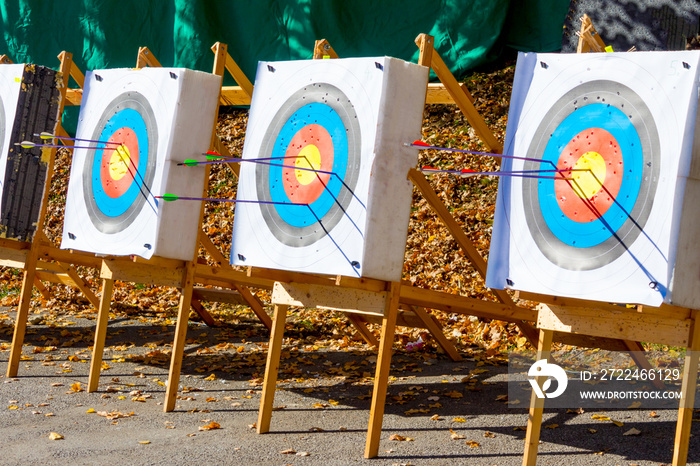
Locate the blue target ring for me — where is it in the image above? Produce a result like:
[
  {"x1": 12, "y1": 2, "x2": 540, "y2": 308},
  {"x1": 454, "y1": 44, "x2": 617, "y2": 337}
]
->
[
  {"x1": 268, "y1": 102, "x2": 348, "y2": 228},
  {"x1": 91, "y1": 108, "x2": 149, "y2": 217},
  {"x1": 537, "y1": 104, "x2": 643, "y2": 248}
]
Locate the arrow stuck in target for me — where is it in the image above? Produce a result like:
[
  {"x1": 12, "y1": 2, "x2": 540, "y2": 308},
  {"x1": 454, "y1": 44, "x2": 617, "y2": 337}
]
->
[{"x1": 34, "y1": 132, "x2": 121, "y2": 146}]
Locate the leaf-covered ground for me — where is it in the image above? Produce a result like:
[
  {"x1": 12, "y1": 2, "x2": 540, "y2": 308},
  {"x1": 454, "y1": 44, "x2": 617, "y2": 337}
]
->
[{"x1": 0, "y1": 63, "x2": 532, "y2": 356}]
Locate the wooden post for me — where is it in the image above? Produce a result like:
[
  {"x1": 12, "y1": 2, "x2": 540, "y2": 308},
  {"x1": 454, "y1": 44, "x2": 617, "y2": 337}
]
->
[
  {"x1": 522, "y1": 329, "x2": 554, "y2": 466},
  {"x1": 673, "y1": 310, "x2": 700, "y2": 466},
  {"x1": 164, "y1": 262, "x2": 196, "y2": 412},
  {"x1": 87, "y1": 278, "x2": 114, "y2": 392},
  {"x1": 257, "y1": 304, "x2": 288, "y2": 433},
  {"x1": 6, "y1": 247, "x2": 40, "y2": 377},
  {"x1": 365, "y1": 282, "x2": 401, "y2": 458}
]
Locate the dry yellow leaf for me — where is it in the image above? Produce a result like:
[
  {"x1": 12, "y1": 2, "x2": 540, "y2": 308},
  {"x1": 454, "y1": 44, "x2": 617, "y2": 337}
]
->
[
  {"x1": 138, "y1": 440, "x2": 151, "y2": 444},
  {"x1": 544, "y1": 424, "x2": 559, "y2": 429},
  {"x1": 85, "y1": 408, "x2": 95, "y2": 414},
  {"x1": 591, "y1": 414, "x2": 610, "y2": 421},
  {"x1": 452, "y1": 417, "x2": 466, "y2": 423},
  {"x1": 389, "y1": 434, "x2": 414, "y2": 441},
  {"x1": 465, "y1": 440, "x2": 480, "y2": 448},
  {"x1": 450, "y1": 429, "x2": 466, "y2": 440},
  {"x1": 199, "y1": 421, "x2": 221, "y2": 431},
  {"x1": 483, "y1": 431, "x2": 495, "y2": 438},
  {"x1": 48, "y1": 432, "x2": 64, "y2": 440}
]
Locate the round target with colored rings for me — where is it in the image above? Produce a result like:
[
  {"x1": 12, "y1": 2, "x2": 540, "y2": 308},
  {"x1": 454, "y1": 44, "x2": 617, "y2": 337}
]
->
[
  {"x1": 255, "y1": 83, "x2": 361, "y2": 247},
  {"x1": 82, "y1": 92, "x2": 158, "y2": 234},
  {"x1": 522, "y1": 80, "x2": 660, "y2": 270}
]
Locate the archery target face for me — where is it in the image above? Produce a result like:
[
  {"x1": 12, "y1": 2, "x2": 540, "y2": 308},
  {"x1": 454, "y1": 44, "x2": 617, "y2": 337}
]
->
[
  {"x1": 486, "y1": 51, "x2": 700, "y2": 306},
  {"x1": 61, "y1": 68, "x2": 221, "y2": 260},
  {"x1": 231, "y1": 58, "x2": 428, "y2": 280}
]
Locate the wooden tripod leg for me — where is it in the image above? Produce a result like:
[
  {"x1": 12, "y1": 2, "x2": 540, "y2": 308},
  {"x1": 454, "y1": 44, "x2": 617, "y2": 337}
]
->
[
  {"x1": 164, "y1": 262, "x2": 196, "y2": 412},
  {"x1": 7, "y1": 249, "x2": 39, "y2": 377},
  {"x1": 346, "y1": 313, "x2": 379, "y2": 347},
  {"x1": 672, "y1": 310, "x2": 700, "y2": 466},
  {"x1": 365, "y1": 282, "x2": 401, "y2": 458},
  {"x1": 523, "y1": 328, "x2": 554, "y2": 466},
  {"x1": 88, "y1": 278, "x2": 114, "y2": 392},
  {"x1": 257, "y1": 304, "x2": 288, "y2": 433},
  {"x1": 411, "y1": 306, "x2": 462, "y2": 362}
]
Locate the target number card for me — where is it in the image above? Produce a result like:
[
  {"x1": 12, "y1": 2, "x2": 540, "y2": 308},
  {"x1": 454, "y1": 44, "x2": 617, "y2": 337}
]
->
[
  {"x1": 486, "y1": 51, "x2": 700, "y2": 307},
  {"x1": 231, "y1": 57, "x2": 428, "y2": 281},
  {"x1": 0, "y1": 64, "x2": 61, "y2": 241},
  {"x1": 61, "y1": 68, "x2": 221, "y2": 261}
]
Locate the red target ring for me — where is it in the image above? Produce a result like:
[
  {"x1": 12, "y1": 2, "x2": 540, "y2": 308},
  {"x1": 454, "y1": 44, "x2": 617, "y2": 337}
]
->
[
  {"x1": 281, "y1": 123, "x2": 334, "y2": 204},
  {"x1": 555, "y1": 127, "x2": 623, "y2": 223},
  {"x1": 99, "y1": 127, "x2": 140, "y2": 199}
]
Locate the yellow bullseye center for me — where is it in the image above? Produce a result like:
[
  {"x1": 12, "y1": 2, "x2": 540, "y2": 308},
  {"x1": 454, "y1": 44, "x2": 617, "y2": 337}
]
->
[
  {"x1": 108, "y1": 145, "x2": 131, "y2": 181},
  {"x1": 294, "y1": 145, "x2": 322, "y2": 185},
  {"x1": 572, "y1": 151, "x2": 606, "y2": 199}
]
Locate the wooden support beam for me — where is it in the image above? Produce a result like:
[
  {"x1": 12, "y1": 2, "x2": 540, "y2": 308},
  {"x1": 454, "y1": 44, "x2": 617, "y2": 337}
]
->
[
  {"x1": 257, "y1": 303, "x2": 288, "y2": 433},
  {"x1": 345, "y1": 313, "x2": 379, "y2": 346},
  {"x1": 673, "y1": 309, "x2": 700, "y2": 466},
  {"x1": 365, "y1": 282, "x2": 401, "y2": 458},
  {"x1": 88, "y1": 278, "x2": 114, "y2": 392},
  {"x1": 523, "y1": 329, "x2": 554, "y2": 466},
  {"x1": 576, "y1": 14, "x2": 607, "y2": 53},
  {"x1": 415, "y1": 33, "x2": 502, "y2": 153},
  {"x1": 164, "y1": 262, "x2": 196, "y2": 412},
  {"x1": 410, "y1": 306, "x2": 462, "y2": 361},
  {"x1": 189, "y1": 297, "x2": 217, "y2": 327},
  {"x1": 7, "y1": 247, "x2": 40, "y2": 377},
  {"x1": 399, "y1": 284, "x2": 536, "y2": 322},
  {"x1": 233, "y1": 284, "x2": 272, "y2": 330},
  {"x1": 136, "y1": 46, "x2": 162, "y2": 68},
  {"x1": 538, "y1": 304, "x2": 691, "y2": 348}
]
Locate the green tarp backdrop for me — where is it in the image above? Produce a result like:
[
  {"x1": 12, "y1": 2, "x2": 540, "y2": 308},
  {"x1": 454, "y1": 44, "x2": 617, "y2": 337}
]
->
[{"x1": 1, "y1": 0, "x2": 568, "y2": 80}]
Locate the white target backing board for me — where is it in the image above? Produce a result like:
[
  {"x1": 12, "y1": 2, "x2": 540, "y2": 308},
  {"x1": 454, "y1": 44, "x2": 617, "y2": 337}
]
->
[
  {"x1": 486, "y1": 51, "x2": 700, "y2": 307},
  {"x1": 61, "y1": 67, "x2": 221, "y2": 261},
  {"x1": 230, "y1": 57, "x2": 428, "y2": 280},
  {"x1": 0, "y1": 64, "x2": 24, "y2": 192}
]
